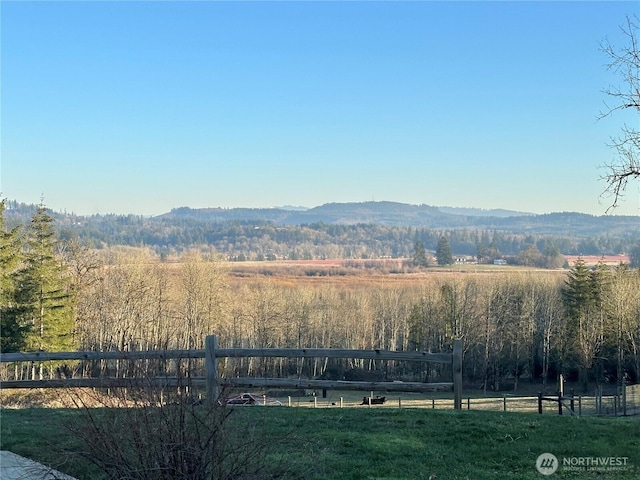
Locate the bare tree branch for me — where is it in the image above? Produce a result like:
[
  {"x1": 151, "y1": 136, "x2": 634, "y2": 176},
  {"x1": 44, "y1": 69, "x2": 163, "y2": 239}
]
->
[{"x1": 599, "y1": 15, "x2": 640, "y2": 212}]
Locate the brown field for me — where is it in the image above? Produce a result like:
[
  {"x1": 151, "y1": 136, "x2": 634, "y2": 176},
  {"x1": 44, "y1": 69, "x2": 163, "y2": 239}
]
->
[
  {"x1": 564, "y1": 254, "x2": 630, "y2": 267},
  {"x1": 225, "y1": 258, "x2": 564, "y2": 287}
]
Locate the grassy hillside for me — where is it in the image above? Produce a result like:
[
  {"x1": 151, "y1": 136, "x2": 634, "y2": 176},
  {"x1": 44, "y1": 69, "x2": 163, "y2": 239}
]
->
[{"x1": 1, "y1": 406, "x2": 638, "y2": 479}]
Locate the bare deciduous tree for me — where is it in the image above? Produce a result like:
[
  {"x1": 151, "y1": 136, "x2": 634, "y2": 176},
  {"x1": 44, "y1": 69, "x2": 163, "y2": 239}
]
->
[{"x1": 600, "y1": 15, "x2": 640, "y2": 211}]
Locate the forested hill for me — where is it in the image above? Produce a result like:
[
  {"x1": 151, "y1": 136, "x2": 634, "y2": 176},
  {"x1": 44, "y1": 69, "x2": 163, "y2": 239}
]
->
[
  {"x1": 161, "y1": 202, "x2": 528, "y2": 226},
  {"x1": 160, "y1": 202, "x2": 638, "y2": 236},
  {"x1": 4, "y1": 200, "x2": 639, "y2": 260}
]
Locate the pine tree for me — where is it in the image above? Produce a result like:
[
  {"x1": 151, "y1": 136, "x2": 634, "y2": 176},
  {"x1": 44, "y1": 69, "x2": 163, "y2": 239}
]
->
[
  {"x1": 542, "y1": 241, "x2": 565, "y2": 269},
  {"x1": 436, "y1": 236, "x2": 453, "y2": 266},
  {"x1": 475, "y1": 239, "x2": 488, "y2": 263},
  {"x1": 562, "y1": 258, "x2": 594, "y2": 319},
  {"x1": 413, "y1": 240, "x2": 428, "y2": 267},
  {"x1": 18, "y1": 203, "x2": 76, "y2": 355},
  {"x1": 562, "y1": 258, "x2": 609, "y2": 390},
  {"x1": 0, "y1": 199, "x2": 29, "y2": 352}
]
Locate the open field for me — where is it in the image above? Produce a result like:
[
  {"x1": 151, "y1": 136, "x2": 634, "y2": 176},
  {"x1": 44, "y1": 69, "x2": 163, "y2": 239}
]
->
[
  {"x1": 225, "y1": 257, "x2": 565, "y2": 287},
  {"x1": 2, "y1": 380, "x2": 634, "y2": 415},
  {"x1": 227, "y1": 254, "x2": 630, "y2": 274},
  {"x1": 1, "y1": 406, "x2": 639, "y2": 480},
  {"x1": 268, "y1": 388, "x2": 635, "y2": 416}
]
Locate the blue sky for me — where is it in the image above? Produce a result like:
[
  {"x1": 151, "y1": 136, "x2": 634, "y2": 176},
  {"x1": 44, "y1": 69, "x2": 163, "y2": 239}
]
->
[{"x1": 1, "y1": 1, "x2": 639, "y2": 216}]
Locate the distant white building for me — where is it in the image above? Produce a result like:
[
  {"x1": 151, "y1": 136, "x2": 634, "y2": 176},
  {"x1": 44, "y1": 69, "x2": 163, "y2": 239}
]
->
[
  {"x1": 455, "y1": 256, "x2": 476, "y2": 264},
  {"x1": 494, "y1": 259, "x2": 507, "y2": 265}
]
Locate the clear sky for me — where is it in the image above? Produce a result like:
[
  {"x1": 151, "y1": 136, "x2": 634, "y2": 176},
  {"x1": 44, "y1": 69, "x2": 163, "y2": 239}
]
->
[{"x1": 2, "y1": 1, "x2": 639, "y2": 217}]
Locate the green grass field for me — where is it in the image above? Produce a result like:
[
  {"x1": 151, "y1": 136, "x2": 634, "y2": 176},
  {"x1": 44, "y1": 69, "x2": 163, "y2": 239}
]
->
[{"x1": 1, "y1": 406, "x2": 639, "y2": 480}]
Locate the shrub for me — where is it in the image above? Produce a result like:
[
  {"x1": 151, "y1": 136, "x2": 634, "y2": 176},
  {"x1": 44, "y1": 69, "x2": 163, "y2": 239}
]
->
[{"x1": 62, "y1": 375, "x2": 287, "y2": 479}]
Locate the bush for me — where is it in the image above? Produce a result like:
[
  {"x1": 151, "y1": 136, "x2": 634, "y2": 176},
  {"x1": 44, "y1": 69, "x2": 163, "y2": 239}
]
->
[{"x1": 62, "y1": 376, "x2": 287, "y2": 480}]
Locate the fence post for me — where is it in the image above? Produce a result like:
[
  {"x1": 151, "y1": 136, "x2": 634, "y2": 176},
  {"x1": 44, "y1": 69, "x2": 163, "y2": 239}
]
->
[
  {"x1": 538, "y1": 392, "x2": 542, "y2": 414},
  {"x1": 622, "y1": 383, "x2": 627, "y2": 416},
  {"x1": 578, "y1": 396, "x2": 582, "y2": 417},
  {"x1": 570, "y1": 389, "x2": 574, "y2": 413},
  {"x1": 205, "y1": 335, "x2": 219, "y2": 405},
  {"x1": 453, "y1": 339, "x2": 462, "y2": 410},
  {"x1": 558, "y1": 392, "x2": 562, "y2": 415}
]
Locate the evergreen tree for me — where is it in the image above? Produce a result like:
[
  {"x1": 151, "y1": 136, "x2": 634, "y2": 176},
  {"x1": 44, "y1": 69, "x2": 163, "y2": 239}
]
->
[
  {"x1": 562, "y1": 258, "x2": 609, "y2": 390},
  {"x1": 562, "y1": 258, "x2": 595, "y2": 319},
  {"x1": 475, "y1": 239, "x2": 488, "y2": 263},
  {"x1": 413, "y1": 240, "x2": 428, "y2": 267},
  {"x1": 18, "y1": 203, "x2": 76, "y2": 354},
  {"x1": 589, "y1": 261, "x2": 612, "y2": 309},
  {"x1": 0, "y1": 200, "x2": 29, "y2": 352},
  {"x1": 542, "y1": 241, "x2": 565, "y2": 269},
  {"x1": 436, "y1": 236, "x2": 453, "y2": 266}
]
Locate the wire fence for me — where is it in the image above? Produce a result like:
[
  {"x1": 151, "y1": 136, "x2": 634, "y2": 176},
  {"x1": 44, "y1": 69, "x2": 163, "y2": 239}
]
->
[{"x1": 275, "y1": 384, "x2": 640, "y2": 416}]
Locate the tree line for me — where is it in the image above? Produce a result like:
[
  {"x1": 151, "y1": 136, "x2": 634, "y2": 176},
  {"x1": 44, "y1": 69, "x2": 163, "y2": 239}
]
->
[
  {"x1": 2, "y1": 202, "x2": 640, "y2": 391},
  {"x1": 3, "y1": 200, "x2": 640, "y2": 267}
]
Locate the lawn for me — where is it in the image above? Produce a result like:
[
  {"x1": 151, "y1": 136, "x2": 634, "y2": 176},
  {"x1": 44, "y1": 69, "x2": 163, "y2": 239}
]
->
[{"x1": 1, "y1": 406, "x2": 639, "y2": 479}]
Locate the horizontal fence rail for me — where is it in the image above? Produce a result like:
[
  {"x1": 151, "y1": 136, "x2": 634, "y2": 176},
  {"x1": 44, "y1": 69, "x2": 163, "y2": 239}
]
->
[
  {"x1": 0, "y1": 350, "x2": 202, "y2": 362},
  {"x1": 0, "y1": 348, "x2": 452, "y2": 364},
  {"x1": 0, "y1": 377, "x2": 203, "y2": 389},
  {"x1": 0, "y1": 335, "x2": 463, "y2": 409}
]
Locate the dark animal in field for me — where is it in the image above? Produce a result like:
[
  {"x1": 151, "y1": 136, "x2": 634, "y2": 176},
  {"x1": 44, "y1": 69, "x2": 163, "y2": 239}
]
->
[{"x1": 361, "y1": 396, "x2": 386, "y2": 405}]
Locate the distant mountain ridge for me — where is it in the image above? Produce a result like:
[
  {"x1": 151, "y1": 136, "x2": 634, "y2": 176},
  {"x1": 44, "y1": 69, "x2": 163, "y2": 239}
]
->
[
  {"x1": 4, "y1": 200, "x2": 639, "y2": 240},
  {"x1": 158, "y1": 201, "x2": 638, "y2": 236},
  {"x1": 435, "y1": 206, "x2": 535, "y2": 217},
  {"x1": 161, "y1": 201, "x2": 535, "y2": 226}
]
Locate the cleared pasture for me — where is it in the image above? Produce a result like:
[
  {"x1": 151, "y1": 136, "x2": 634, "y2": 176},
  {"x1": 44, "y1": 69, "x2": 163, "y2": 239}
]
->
[{"x1": 1, "y1": 405, "x2": 639, "y2": 480}]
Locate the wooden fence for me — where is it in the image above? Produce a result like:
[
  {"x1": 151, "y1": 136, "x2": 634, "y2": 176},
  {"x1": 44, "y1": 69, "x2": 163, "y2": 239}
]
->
[
  {"x1": 626, "y1": 383, "x2": 640, "y2": 414},
  {"x1": 0, "y1": 336, "x2": 463, "y2": 410},
  {"x1": 535, "y1": 384, "x2": 640, "y2": 417}
]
